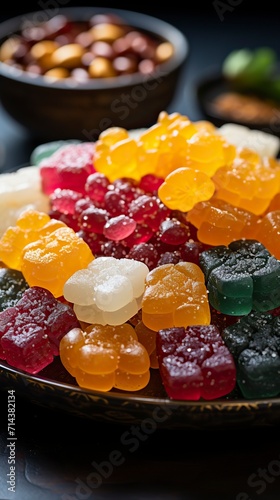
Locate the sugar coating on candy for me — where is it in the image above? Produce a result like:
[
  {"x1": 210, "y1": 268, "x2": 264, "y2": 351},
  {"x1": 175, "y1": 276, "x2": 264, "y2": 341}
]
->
[
  {"x1": 59, "y1": 323, "x2": 150, "y2": 392},
  {"x1": 222, "y1": 311, "x2": 280, "y2": 398},
  {"x1": 63, "y1": 256, "x2": 149, "y2": 325},
  {"x1": 0, "y1": 286, "x2": 80, "y2": 374},
  {"x1": 0, "y1": 268, "x2": 29, "y2": 312},
  {"x1": 0, "y1": 166, "x2": 50, "y2": 237},
  {"x1": 141, "y1": 261, "x2": 211, "y2": 331},
  {"x1": 49, "y1": 188, "x2": 84, "y2": 215},
  {"x1": 39, "y1": 142, "x2": 95, "y2": 195},
  {"x1": 200, "y1": 239, "x2": 280, "y2": 316},
  {"x1": 156, "y1": 325, "x2": 236, "y2": 400},
  {"x1": 30, "y1": 140, "x2": 82, "y2": 166}
]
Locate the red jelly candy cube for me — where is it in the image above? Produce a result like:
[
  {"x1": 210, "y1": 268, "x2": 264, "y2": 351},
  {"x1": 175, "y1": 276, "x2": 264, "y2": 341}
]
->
[
  {"x1": 156, "y1": 325, "x2": 236, "y2": 400},
  {"x1": 0, "y1": 286, "x2": 80, "y2": 374},
  {"x1": 39, "y1": 143, "x2": 95, "y2": 195}
]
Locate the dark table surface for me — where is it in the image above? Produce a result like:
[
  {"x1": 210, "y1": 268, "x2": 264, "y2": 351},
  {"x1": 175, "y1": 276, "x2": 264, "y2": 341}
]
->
[{"x1": 1, "y1": 3, "x2": 280, "y2": 500}]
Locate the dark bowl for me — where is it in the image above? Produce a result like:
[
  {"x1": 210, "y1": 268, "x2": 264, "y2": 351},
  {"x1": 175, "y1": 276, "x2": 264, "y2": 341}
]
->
[{"x1": 0, "y1": 7, "x2": 189, "y2": 141}]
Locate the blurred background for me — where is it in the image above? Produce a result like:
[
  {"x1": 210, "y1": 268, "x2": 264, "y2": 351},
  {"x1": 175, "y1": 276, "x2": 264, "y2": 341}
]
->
[{"x1": 0, "y1": 1, "x2": 279, "y2": 171}]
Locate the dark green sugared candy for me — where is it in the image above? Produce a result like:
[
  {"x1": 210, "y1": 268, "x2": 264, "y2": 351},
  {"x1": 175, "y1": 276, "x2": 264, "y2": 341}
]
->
[
  {"x1": 222, "y1": 311, "x2": 280, "y2": 398},
  {"x1": 199, "y1": 239, "x2": 280, "y2": 316},
  {"x1": 0, "y1": 268, "x2": 29, "y2": 312}
]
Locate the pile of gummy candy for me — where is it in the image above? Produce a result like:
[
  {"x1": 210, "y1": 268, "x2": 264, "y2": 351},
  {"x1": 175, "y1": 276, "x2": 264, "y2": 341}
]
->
[{"x1": 1, "y1": 111, "x2": 280, "y2": 402}]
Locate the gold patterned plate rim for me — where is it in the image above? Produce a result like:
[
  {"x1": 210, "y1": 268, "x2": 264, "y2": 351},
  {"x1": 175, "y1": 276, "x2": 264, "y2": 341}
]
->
[{"x1": 1, "y1": 358, "x2": 280, "y2": 430}]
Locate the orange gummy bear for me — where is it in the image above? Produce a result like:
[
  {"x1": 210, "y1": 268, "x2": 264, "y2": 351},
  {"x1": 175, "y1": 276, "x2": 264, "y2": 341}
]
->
[
  {"x1": 21, "y1": 226, "x2": 94, "y2": 297},
  {"x1": 185, "y1": 130, "x2": 236, "y2": 176},
  {"x1": 213, "y1": 154, "x2": 280, "y2": 215},
  {"x1": 187, "y1": 198, "x2": 260, "y2": 246},
  {"x1": 141, "y1": 262, "x2": 210, "y2": 331},
  {"x1": 0, "y1": 209, "x2": 65, "y2": 270},
  {"x1": 158, "y1": 167, "x2": 215, "y2": 212},
  {"x1": 59, "y1": 323, "x2": 150, "y2": 392}
]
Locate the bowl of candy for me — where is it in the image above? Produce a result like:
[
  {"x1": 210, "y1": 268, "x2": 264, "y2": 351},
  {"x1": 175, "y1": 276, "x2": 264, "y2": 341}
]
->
[
  {"x1": 0, "y1": 7, "x2": 188, "y2": 141},
  {"x1": 2, "y1": 112, "x2": 280, "y2": 429}
]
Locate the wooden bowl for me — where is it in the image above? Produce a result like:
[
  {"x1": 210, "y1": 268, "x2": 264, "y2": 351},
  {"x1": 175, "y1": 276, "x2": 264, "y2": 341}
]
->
[{"x1": 0, "y1": 7, "x2": 189, "y2": 140}]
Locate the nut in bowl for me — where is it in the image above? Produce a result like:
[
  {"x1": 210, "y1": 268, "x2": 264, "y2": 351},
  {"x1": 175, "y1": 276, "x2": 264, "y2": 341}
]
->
[{"x1": 0, "y1": 7, "x2": 189, "y2": 141}]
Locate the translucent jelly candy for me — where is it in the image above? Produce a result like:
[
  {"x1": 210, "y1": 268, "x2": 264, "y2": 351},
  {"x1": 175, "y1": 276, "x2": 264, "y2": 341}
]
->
[
  {"x1": 103, "y1": 214, "x2": 137, "y2": 240},
  {"x1": 0, "y1": 209, "x2": 65, "y2": 271},
  {"x1": 154, "y1": 111, "x2": 198, "y2": 140},
  {"x1": 184, "y1": 129, "x2": 236, "y2": 176},
  {"x1": 94, "y1": 112, "x2": 229, "y2": 182},
  {"x1": 253, "y1": 210, "x2": 280, "y2": 260},
  {"x1": 59, "y1": 323, "x2": 150, "y2": 392},
  {"x1": 156, "y1": 325, "x2": 236, "y2": 400},
  {"x1": 187, "y1": 198, "x2": 259, "y2": 246},
  {"x1": 21, "y1": 225, "x2": 94, "y2": 298},
  {"x1": 157, "y1": 167, "x2": 215, "y2": 212},
  {"x1": 141, "y1": 262, "x2": 210, "y2": 331},
  {"x1": 39, "y1": 142, "x2": 95, "y2": 195},
  {"x1": 63, "y1": 256, "x2": 149, "y2": 325},
  {"x1": 0, "y1": 268, "x2": 29, "y2": 312},
  {"x1": 200, "y1": 239, "x2": 280, "y2": 316},
  {"x1": 265, "y1": 192, "x2": 280, "y2": 213},
  {"x1": 213, "y1": 153, "x2": 280, "y2": 215},
  {"x1": 0, "y1": 286, "x2": 80, "y2": 374},
  {"x1": 222, "y1": 311, "x2": 280, "y2": 398},
  {"x1": 94, "y1": 132, "x2": 144, "y2": 182}
]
